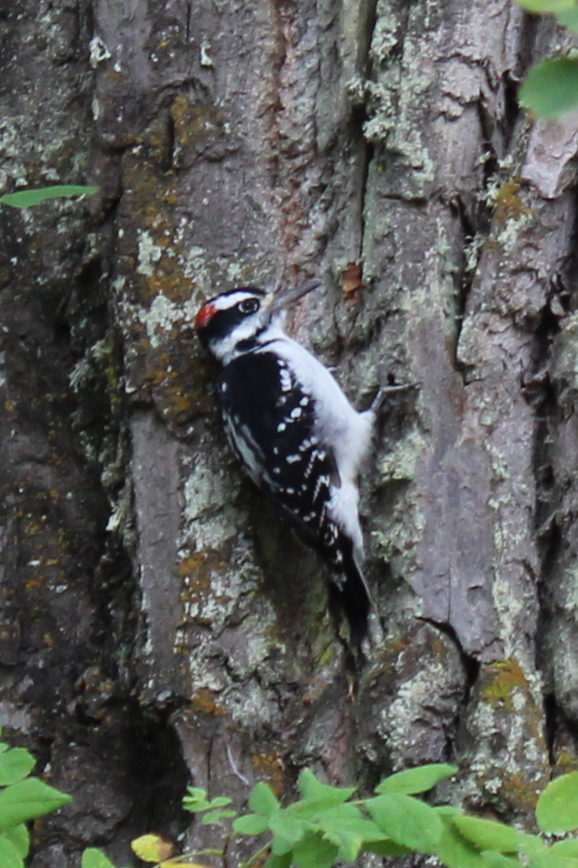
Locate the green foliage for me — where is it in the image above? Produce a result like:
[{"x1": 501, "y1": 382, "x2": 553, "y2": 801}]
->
[
  {"x1": 0, "y1": 185, "x2": 98, "y2": 210},
  {"x1": 558, "y1": 6, "x2": 578, "y2": 28},
  {"x1": 0, "y1": 727, "x2": 71, "y2": 868},
  {"x1": 166, "y1": 765, "x2": 578, "y2": 868},
  {"x1": 81, "y1": 849, "x2": 117, "y2": 868},
  {"x1": 0, "y1": 778, "x2": 72, "y2": 828},
  {"x1": 374, "y1": 762, "x2": 457, "y2": 794},
  {"x1": 517, "y1": 0, "x2": 576, "y2": 11},
  {"x1": 554, "y1": 840, "x2": 578, "y2": 857},
  {"x1": 515, "y1": 0, "x2": 578, "y2": 117},
  {"x1": 0, "y1": 733, "x2": 568, "y2": 868},
  {"x1": 536, "y1": 770, "x2": 578, "y2": 832},
  {"x1": 366, "y1": 792, "x2": 443, "y2": 852},
  {"x1": 519, "y1": 58, "x2": 578, "y2": 118},
  {"x1": 0, "y1": 749, "x2": 36, "y2": 786},
  {"x1": 182, "y1": 786, "x2": 236, "y2": 825},
  {"x1": 451, "y1": 815, "x2": 525, "y2": 853},
  {"x1": 182, "y1": 765, "x2": 457, "y2": 867}
]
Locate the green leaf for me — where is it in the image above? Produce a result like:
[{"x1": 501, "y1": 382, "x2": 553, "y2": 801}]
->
[
  {"x1": 435, "y1": 819, "x2": 490, "y2": 868},
  {"x1": 185, "y1": 786, "x2": 207, "y2": 799},
  {"x1": 0, "y1": 750, "x2": 36, "y2": 786},
  {"x1": 376, "y1": 764, "x2": 458, "y2": 795},
  {"x1": 553, "y1": 841, "x2": 578, "y2": 857},
  {"x1": 363, "y1": 839, "x2": 413, "y2": 857},
  {"x1": 519, "y1": 58, "x2": 578, "y2": 118},
  {"x1": 285, "y1": 800, "x2": 323, "y2": 822},
  {"x1": 232, "y1": 813, "x2": 269, "y2": 835},
  {"x1": 452, "y1": 816, "x2": 523, "y2": 853},
  {"x1": 249, "y1": 782, "x2": 280, "y2": 817},
  {"x1": 82, "y1": 848, "x2": 117, "y2": 868},
  {"x1": 480, "y1": 852, "x2": 521, "y2": 868},
  {"x1": 529, "y1": 853, "x2": 578, "y2": 868},
  {"x1": 183, "y1": 799, "x2": 211, "y2": 812},
  {"x1": 1, "y1": 825, "x2": 29, "y2": 858},
  {"x1": 319, "y1": 804, "x2": 382, "y2": 834},
  {"x1": 201, "y1": 809, "x2": 237, "y2": 824},
  {"x1": 182, "y1": 787, "x2": 211, "y2": 813},
  {"x1": 315, "y1": 804, "x2": 385, "y2": 862},
  {"x1": 207, "y1": 796, "x2": 233, "y2": 809},
  {"x1": 366, "y1": 793, "x2": 442, "y2": 853},
  {"x1": 269, "y1": 811, "x2": 308, "y2": 849},
  {"x1": 516, "y1": 0, "x2": 577, "y2": 11},
  {"x1": 271, "y1": 836, "x2": 296, "y2": 856},
  {"x1": 292, "y1": 831, "x2": 338, "y2": 868},
  {"x1": 435, "y1": 806, "x2": 464, "y2": 818},
  {"x1": 0, "y1": 837, "x2": 24, "y2": 868},
  {"x1": 0, "y1": 778, "x2": 72, "y2": 828},
  {"x1": 332, "y1": 831, "x2": 362, "y2": 863},
  {"x1": 516, "y1": 833, "x2": 548, "y2": 858},
  {"x1": 0, "y1": 186, "x2": 98, "y2": 209},
  {"x1": 537, "y1": 772, "x2": 578, "y2": 832},
  {"x1": 557, "y1": 7, "x2": 578, "y2": 29},
  {"x1": 297, "y1": 770, "x2": 356, "y2": 807},
  {"x1": 263, "y1": 854, "x2": 292, "y2": 868}
]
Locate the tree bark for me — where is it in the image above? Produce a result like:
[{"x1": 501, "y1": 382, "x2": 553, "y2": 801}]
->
[{"x1": 1, "y1": 0, "x2": 577, "y2": 866}]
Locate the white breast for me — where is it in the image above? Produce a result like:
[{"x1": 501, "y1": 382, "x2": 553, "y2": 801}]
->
[{"x1": 262, "y1": 332, "x2": 374, "y2": 482}]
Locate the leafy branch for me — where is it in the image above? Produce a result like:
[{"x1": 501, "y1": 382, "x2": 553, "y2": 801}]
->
[
  {"x1": 516, "y1": 0, "x2": 578, "y2": 117},
  {"x1": 0, "y1": 727, "x2": 72, "y2": 868},
  {"x1": 85, "y1": 764, "x2": 578, "y2": 868},
  {"x1": 3, "y1": 722, "x2": 578, "y2": 868}
]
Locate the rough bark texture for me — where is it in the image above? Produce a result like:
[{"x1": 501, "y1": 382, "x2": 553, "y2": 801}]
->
[{"x1": 1, "y1": 0, "x2": 578, "y2": 865}]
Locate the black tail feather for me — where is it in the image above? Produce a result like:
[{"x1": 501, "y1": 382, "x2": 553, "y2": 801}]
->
[
  {"x1": 327, "y1": 539, "x2": 371, "y2": 648},
  {"x1": 273, "y1": 496, "x2": 372, "y2": 647}
]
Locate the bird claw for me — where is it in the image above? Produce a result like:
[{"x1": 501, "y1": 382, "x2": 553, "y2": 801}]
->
[{"x1": 369, "y1": 382, "x2": 416, "y2": 414}]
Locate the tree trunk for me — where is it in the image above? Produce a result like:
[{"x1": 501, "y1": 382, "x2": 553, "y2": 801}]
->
[{"x1": 1, "y1": 0, "x2": 576, "y2": 865}]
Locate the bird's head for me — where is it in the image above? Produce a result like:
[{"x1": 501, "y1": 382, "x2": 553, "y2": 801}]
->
[{"x1": 195, "y1": 279, "x2": 321, "y2": 362}]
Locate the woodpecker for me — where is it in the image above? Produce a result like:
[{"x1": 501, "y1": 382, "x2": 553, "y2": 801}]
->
[{"x1": 195, "y1": 279, "x2": 373, "y2": 644}]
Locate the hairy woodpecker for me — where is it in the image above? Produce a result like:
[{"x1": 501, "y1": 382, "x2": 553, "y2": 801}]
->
[{"x1": 195, "y1": 280, "x2": 373, "y2": 643}]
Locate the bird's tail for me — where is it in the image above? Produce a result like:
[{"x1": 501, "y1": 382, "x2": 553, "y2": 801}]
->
[{"x1": 327, "y1": 537, "x2": 372, "y2": 648}]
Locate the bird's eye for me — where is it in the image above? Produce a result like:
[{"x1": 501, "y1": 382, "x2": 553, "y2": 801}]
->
[{"x1": 238, "y1": 299, "x2": 259, "y2": 315}]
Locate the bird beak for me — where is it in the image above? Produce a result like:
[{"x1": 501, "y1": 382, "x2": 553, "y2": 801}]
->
[{"x1": 266, "y1": 278, "x2": 322, "y2": 315}]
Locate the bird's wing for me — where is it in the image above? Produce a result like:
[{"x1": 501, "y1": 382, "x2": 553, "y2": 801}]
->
[{"x1": 219, "y1": 350, "x2": 343, "y2": 560}]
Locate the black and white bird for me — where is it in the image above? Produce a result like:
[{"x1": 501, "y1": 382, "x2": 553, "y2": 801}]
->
[{"x1": 195, "y1": 279, "x2": 373, "y2": 644}]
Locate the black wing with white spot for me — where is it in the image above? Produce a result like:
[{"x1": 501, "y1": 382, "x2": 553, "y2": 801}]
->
[{"x1": 219, "y1": 350, "x2": 344, "y2": 565}]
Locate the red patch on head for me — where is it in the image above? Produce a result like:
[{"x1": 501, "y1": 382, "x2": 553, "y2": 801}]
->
[{"x1": 195, "y1": 301, "x2": 217, "y2": 329}]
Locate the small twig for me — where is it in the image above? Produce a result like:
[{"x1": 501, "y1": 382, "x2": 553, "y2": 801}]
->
[
  {"x1": 226, "y1": 743, "x2": 250, "y2": 785},
  {"x1": 370, "y1": 381, "x2": 417, "y2": 413},
  {"x1": 238, "y1": 841, "x2": 272, "y2": 868},
  {"x1": 155, "y1": 847, "x2": 224, "y2": 867}
]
